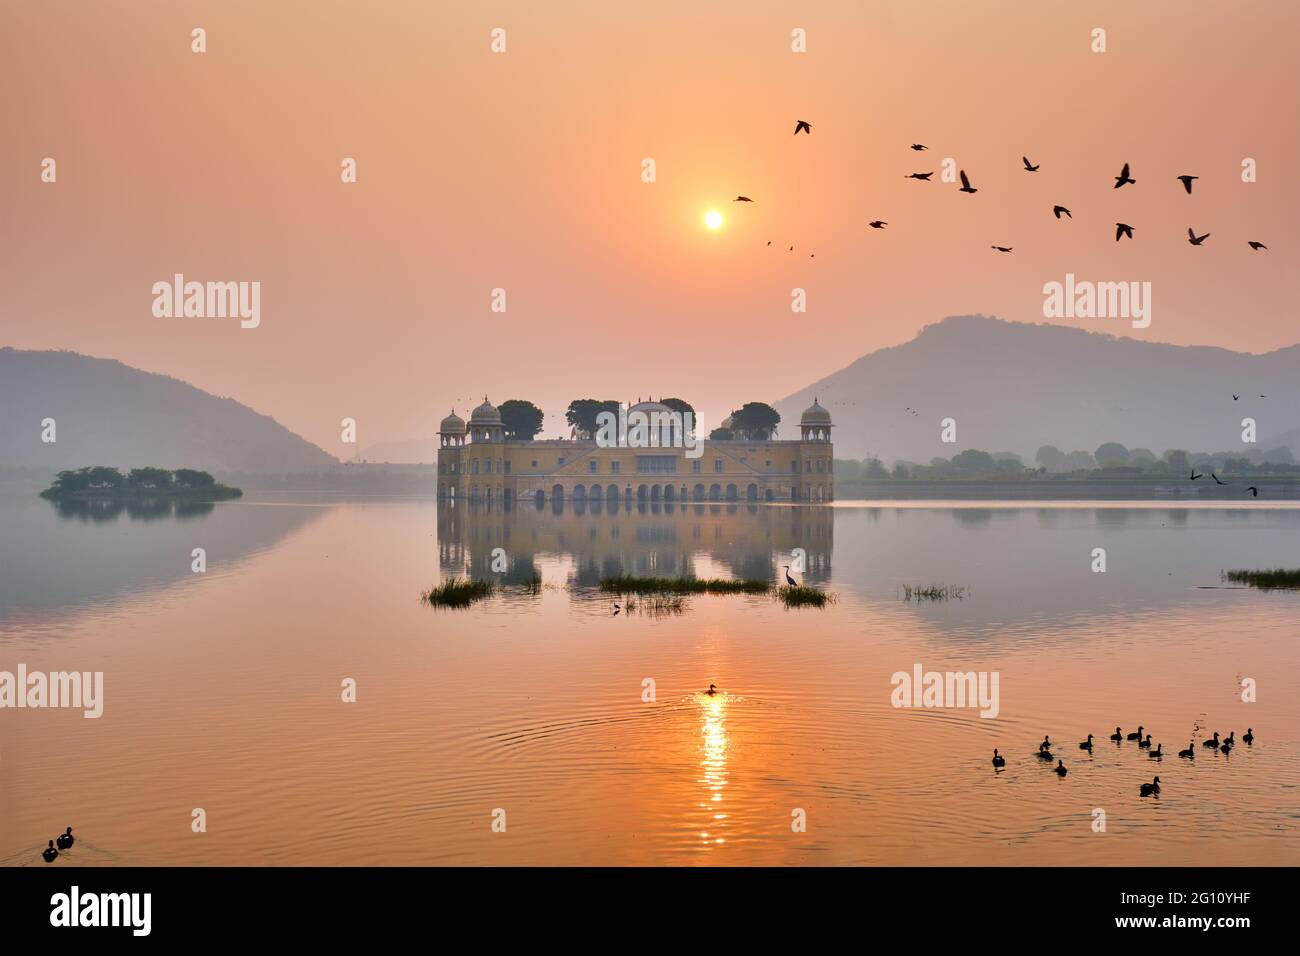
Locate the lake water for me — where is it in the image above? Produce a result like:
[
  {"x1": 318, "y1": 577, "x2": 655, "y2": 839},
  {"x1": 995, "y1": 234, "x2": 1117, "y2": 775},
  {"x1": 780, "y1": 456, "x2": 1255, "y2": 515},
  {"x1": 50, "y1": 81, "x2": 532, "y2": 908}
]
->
[{"x1": 2, "y1": 491, "x2": 1297, "y2": 866}]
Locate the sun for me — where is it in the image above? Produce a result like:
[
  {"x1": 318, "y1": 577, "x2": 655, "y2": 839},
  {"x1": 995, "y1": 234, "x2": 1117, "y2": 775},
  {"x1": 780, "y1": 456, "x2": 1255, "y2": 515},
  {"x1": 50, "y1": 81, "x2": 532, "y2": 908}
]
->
[{"x1": 704, "y1": 209, "x2": 724, "y2": 230}]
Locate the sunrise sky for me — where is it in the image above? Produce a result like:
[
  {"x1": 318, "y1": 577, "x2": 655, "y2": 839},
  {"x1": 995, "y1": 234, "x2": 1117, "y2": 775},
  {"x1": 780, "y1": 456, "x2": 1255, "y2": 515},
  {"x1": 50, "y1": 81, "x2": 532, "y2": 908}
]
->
[{"x1": 3, "y1": 0, "x2": 1297, "y2": 455}]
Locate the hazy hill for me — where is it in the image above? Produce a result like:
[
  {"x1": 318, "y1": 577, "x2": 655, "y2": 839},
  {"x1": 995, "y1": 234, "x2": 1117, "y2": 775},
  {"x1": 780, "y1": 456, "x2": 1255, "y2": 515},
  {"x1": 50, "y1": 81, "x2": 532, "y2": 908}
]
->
[
  {"x1": 0, "y1": 347, "x2": 339, "y2": 474},
  {"x1": 777, "y1": 316, "x2": 1300, "y2": 463},
  {"x1": 357, "y1": 438, "x2": 436, "y2": 464}
]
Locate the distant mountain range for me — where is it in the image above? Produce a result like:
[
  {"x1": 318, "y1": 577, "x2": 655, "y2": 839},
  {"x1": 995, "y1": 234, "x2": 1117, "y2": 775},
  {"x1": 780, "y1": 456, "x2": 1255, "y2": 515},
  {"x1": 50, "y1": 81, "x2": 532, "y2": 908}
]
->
[
  {"x1": 776, "y1": 316, "x2": 1300, "y2": 463},
  {"x1": 0, "y1": 347, "x2": 338, "y2": 474},
  {"x1": 6, "y1": 319, "x2": 1296, "y2": 477}
]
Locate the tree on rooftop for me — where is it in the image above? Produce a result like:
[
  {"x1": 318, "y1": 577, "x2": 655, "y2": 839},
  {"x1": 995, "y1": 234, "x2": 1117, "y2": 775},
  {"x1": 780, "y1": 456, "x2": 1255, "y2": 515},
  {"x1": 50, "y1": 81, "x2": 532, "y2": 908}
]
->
[
  {"x1": 499, "y1": 400, "x2": 544, "y2": 440},
  {"x1": 730, "y1": 402, "x2": 780, "y2": 440},
  {"x1": 565, "y1": 399, "x2": 620, "y2": 439}
]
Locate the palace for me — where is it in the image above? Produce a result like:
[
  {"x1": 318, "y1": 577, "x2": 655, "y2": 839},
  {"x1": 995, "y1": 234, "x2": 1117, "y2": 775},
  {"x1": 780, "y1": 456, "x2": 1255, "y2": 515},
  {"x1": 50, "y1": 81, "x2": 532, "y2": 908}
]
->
[{"x1": 436, "y1": 398, "x2": 834, "y2": 504}]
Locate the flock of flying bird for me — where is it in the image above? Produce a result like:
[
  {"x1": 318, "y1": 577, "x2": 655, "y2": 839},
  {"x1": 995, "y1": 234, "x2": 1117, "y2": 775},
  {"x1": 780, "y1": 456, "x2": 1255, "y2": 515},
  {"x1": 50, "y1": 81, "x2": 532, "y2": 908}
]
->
[
  {"x1": 991, "y1": 726, "x2": 1255, "y2": 797},
  {"x1": 736, "y1": 121, "x2": 1271, "y2": 256}
]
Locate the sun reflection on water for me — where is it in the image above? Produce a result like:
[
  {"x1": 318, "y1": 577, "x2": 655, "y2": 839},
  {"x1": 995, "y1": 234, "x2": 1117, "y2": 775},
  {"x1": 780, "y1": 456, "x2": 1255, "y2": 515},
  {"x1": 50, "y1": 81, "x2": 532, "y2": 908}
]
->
[{"x1": 697, "y1": 691, "x2": 729, "y2": 848}]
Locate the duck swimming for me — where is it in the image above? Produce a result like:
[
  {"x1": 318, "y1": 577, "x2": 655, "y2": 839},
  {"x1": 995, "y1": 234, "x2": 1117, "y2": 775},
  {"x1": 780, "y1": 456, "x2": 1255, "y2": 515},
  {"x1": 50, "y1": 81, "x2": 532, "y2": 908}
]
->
[
  {"x1": 1178, "y1": 743, "x2": 1195, "y2": 759},
  {"x1": 1148, "y1": 743, "x2": 1163, "y2": 758},
  {"x1": 1139, "y1": 777, "x2": 1161, "y2": 797},
  {"x1": 1127, "y1": 725, "x2": 1144, "y2": 741},
  {"x1": 1139, "y1": 734, "x2": 1153, "y2": 749},
  {"x1": 56, "y1": 827, "x2": 74, "y2": 850},
  {"x1": 1203, "y1": 731, "x2": 1220, "y2": 748},
  {"x1": 992, "y1": 749, "x2": 1005, "y2": 769},
  {"x1": 1039, "y1": 735, "x2": 1051, "y2": 752},
  {"x1": 1079, "y1": 734, "x2": 1094, "y2": 750},
  {"x1": 706, "y1": 684, "x2": 718, "y2": 696},
  {"x1": 1037, "y1": 747, "x2": 1054, "y2": 760},
  {"x1": 1110, "y1": 727, "x2": 1123, "y2": 742},
  {"x1": 1054, "y1": 760, "x2": 1068, "y2": 777},
  {"x1": 42, "y1": 840, "x2": 58, "y2": 863},
  {"x1": 1243, "y1": 728, "x2": 1254, "y2": 745}
]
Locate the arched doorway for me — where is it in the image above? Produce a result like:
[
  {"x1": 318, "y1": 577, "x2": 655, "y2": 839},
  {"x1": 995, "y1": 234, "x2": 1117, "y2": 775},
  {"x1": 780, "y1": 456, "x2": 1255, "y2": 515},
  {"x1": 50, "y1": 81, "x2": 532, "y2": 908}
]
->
[
  {"x1": 725, "y1": 483, "x2": 738, "y2": 500},
  {"x1": 534, "y1": 490, "x2": 545, "y2": 508},
  {"x1": 764, "y1": 488, "x2": 774, "y2": 501},
  {"x1": 694, "y1": 483, "x2": 706, "y2": 501},
  {"x1": 650, "y1": 485, "x2": 661, "y2": 501},
  {"x1": 589, "y1": 483, "x2": 602, "y2": 501},
  {"x1": 709, "y1": 483, "x2": 722, "y2": 501},
  {"x1": 637, "y1": 484, "x2": 649, "y2": 500},
  {"x1": 606, "y1": 484, "x2": 619, "y2": 501},
  {"x1": 664, "y1": 485, "x2": 676, "y2": 501},
  {"x1": 573, "y1": 484, "x2": 586, "y2": 502},
  {"x1": 746, "y1": 483, "x2": 758, "y2": 500},
  {"x1": 552, "y1": 484, "x2": 565, "y2": 501}
]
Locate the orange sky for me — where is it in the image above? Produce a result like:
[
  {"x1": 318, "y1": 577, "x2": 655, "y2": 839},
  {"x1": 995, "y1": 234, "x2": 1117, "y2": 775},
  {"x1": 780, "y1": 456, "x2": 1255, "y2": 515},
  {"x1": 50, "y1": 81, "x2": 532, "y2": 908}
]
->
[{"x1": 3, "y1": 0, "x2": 1297, "y2": 455}]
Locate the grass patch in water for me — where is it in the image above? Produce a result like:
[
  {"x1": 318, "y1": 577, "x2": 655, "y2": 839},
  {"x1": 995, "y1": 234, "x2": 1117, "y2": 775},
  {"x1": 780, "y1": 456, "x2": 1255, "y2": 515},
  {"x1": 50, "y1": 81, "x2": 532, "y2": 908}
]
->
[
  {"x1": 600, "y1": 575, "x2": 770, "y2": 595},
  {"x1": 622, "y1": 595, "x2": 687, "y2": 616},
  {"x1": 421, "y1": 578, "x2": 495, "y2": 608},
  {"x1": 1221, "y1": 568, "x2": 1300, "y2": 590},
  {"x1": 775, "y1": 584, "x2": 833, "y2": 608},
  {"x1": 902, "y1": 584, "x2": 967, "y2": 602}
]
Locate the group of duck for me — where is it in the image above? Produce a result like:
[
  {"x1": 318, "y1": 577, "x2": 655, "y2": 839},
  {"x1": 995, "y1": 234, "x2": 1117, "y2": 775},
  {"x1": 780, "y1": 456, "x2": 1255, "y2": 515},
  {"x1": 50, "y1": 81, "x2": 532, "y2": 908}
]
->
[
  {"x1": 40, "y1": 826, "x2": 75, "y2": 862},
  {"x1": 991, "y1": 726, "x2": 1254, "y2": 796}
]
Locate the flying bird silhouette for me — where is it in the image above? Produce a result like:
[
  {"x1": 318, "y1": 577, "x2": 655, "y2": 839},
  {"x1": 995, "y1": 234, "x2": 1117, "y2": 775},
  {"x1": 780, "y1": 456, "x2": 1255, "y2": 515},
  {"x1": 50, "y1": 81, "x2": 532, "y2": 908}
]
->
[
  {"x1": 1233, "y1": 394, "x2": 1239, "y2": 400},
  {"x1": 868, "y1": 220, "x2": 887, "y2": 229},
  {"x1": 1177, "y1": 175, "x2": 1198, "y2": 194},
  {"x1": 911, "y1": 143, "x2": 927, "y2": 151},
  {"x1": 1190, "y1": 469, "x2": 1203, "y2": 481},
  {"x1": 1247, "y1": 486, "x2": 1259, "y2": 497},
  {"x1": 1211, "y1": 472, "x2": 1226, "y2": 485},
  {"x1": 794, "y1": 120, "x2": 811, "y2": 135},
  {"x1": 1053, "y1": 205, "x2": 1072, "y2": 219},
  {"x1": 905, "y1": 172, "x2": 933, "y2": 180},
  {"x1": 734, "y1": 195, "x2": 753, "y2": 202},
  {"x1": 1022, "y1": 156, "x2": 1039, "y2": 172},
  {"x1": 1116, "y1": 223, "x2": 1135, "y2": 241},
  {"x1": 990, "y1": 245, "x2": 1012, "y2": 253},
  {"x1": 1188, "y1": 228, "x2": 1210, "y2": 246},
  {"x1": 958, "y1": 170, "x2": 977, "y2": 194},
  {"x1": 1248, "y1": 241, "x2": 1268, "y2": 250},
  {"x1": 1113, "y1": 162, "x2": 1135, "y2": 188}
]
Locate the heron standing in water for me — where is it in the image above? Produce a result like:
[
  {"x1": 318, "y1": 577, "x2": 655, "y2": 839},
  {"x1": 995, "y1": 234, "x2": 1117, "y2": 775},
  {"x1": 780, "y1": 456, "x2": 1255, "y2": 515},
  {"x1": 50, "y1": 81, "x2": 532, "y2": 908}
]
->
[{"x1": 783, "y1": 565, "x2": 798, "y2": 587}]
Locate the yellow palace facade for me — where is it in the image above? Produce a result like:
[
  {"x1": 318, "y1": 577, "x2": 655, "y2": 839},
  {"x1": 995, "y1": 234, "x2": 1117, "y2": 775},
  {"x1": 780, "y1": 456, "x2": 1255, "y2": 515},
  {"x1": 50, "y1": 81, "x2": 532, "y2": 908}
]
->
[{"x1": 437, "y1": 398, "x2": 834, "y2": 505}]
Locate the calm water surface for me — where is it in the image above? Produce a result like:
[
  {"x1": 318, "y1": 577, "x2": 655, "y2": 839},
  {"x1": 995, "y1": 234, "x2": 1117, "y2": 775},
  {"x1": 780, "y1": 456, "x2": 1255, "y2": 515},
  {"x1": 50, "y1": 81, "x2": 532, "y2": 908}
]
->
[{"x1": 2, "y1": 492, "x2": 1297, "y2": 865}]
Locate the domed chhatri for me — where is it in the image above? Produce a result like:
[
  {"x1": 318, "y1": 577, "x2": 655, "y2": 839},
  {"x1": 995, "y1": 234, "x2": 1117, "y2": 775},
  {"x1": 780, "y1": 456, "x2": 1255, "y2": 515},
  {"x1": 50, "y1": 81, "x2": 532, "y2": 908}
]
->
[
  {"x1": 467, "y1": 396, "x2": 504, "y2": 445},
  {"x1": 469, "y1": 396, "x2": 502, "y2": 426},
  {"x1": 437, "y1": 409, "x2": 467, "y2": 448},
  {"x1": 799, "y1": 397, "x2": 833, "y2": 442}
]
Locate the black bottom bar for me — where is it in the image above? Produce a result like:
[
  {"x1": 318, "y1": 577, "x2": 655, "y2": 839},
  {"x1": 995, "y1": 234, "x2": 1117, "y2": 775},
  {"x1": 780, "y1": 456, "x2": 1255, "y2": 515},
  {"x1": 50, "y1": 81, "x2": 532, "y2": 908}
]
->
[{"x1": 0, "y1": 866, "x2": 1284, "y2": 941}]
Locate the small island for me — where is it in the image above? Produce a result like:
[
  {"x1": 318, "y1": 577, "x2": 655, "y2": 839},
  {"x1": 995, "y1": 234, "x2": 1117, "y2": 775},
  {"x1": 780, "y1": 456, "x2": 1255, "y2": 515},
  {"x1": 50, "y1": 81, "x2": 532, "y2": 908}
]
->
[{"x1": 40, "y1": 466, "x2": 242, "y2": 501}]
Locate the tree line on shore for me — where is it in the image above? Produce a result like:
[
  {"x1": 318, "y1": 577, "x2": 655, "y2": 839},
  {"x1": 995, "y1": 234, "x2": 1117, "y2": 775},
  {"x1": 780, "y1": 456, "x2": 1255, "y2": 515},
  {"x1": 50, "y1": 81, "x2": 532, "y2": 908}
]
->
[{"x1": 837, "y1": 443, "x2": 1299, "y2": 481}]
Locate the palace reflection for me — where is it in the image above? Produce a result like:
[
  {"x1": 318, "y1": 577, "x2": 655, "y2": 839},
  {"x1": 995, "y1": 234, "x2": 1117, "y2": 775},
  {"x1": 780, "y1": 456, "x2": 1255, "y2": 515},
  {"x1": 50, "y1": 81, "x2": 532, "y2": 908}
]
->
[{"x1": 436, "y1": 498, "x2": 834, "y2": 586}]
